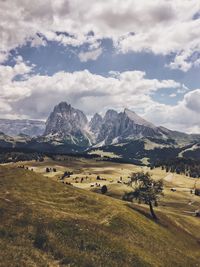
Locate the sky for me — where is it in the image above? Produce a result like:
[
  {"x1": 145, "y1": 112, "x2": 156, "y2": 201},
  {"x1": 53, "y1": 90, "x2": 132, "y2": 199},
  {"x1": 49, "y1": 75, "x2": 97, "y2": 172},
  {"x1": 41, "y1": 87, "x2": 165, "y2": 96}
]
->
[{"x1": 0, "y1": 0, "x2": 200, "y2": 133}]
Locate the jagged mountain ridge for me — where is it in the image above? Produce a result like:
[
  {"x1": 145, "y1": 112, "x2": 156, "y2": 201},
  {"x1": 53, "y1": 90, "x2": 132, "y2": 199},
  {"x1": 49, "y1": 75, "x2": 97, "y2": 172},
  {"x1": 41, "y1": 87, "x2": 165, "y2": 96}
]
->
[
  {"x1": 89, "y1": 113, "x2": 103, "y2": 136},
  {"x1": 0, "y1": 101, "x2": 199, "y2": 164},
  {"x1": 94, "y1": 108, "x2": 163, "y2": 146},
  {"x1": 44, "y1": 101, "x2": 199, "y2": 147},
  {"x1": 1, "y1": 102, "x2": 199, "y2": 149},
  {"x1": 44, "y1": 102, "x2": 91, "y2": 146}
]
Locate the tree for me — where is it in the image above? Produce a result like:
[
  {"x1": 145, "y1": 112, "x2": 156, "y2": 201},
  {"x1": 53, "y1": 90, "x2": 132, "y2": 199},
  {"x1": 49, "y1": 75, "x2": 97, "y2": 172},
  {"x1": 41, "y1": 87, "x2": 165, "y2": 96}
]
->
[
  {"x1": 101, "y1": 185, "x2": 108, "y2": 194},
  {"x1": 128, "y1": 172, "x2": 164, "y2": 220}
]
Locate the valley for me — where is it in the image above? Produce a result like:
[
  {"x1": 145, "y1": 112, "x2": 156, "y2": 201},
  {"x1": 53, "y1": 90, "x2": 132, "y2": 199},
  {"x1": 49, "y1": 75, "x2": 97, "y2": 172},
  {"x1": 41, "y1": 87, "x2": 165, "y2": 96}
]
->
[
  {"x1": 1, "y1": 156, "x2": 200, "y2": 266},
  {"x1": 0, "y1": 101, "x2": 200, "y2": 266},
  {"x1": 4, "y1": 156, "x2": 200, "y2": 230},
  {"x1": 1, "y1": 2, "x2": 200, "y2": 266}
]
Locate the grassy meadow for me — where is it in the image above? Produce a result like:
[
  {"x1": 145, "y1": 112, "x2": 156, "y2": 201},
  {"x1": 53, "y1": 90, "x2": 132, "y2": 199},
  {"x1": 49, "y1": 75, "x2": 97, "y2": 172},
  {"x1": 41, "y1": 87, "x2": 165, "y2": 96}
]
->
[{"x1": 0, "y1": 157, "x2": 200, "y2": 266}]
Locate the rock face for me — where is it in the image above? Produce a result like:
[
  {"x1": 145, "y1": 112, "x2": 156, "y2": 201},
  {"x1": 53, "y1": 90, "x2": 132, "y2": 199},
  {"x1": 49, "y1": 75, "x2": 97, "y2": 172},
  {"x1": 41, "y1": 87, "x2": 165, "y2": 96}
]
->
[
  {"x1": 96, "y1": 110, "x2": 119, "y2": 145},
  {"x1": 95, "y1": 108, "x2": 162, "y2": 145},
  {"x1": 0, "y1": 119, "x2": 45, "y2": 137},
  {"x1": 89, "y1": 113, "x2": 103, "y2": 135},
  {"x1": 44, "y1": 102, "x2": 166, "y2": 146},
  {"x1": 44, "y1": 102, "x2": 90, "y2": 146},
  {"x1": 44, "y1": 101, "x2": 200, "y2": 148}
]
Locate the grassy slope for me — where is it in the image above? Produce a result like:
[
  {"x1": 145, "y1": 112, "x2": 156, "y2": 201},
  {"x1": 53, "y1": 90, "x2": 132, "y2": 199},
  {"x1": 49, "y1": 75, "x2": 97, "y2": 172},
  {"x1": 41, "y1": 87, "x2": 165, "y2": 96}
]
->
[{"x1": 0, "y1": 166, "x2": 200, "y2": 267}]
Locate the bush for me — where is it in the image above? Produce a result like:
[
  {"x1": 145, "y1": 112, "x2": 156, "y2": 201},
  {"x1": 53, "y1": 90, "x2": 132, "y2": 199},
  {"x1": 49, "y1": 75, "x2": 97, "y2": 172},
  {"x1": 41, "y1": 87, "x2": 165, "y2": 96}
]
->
[
  {"x1": 34, "y1": 226, "x2": 48, "y2": 250},
  {"x1": 101, "y1": 185, "x2": 108, "y2": 194}
]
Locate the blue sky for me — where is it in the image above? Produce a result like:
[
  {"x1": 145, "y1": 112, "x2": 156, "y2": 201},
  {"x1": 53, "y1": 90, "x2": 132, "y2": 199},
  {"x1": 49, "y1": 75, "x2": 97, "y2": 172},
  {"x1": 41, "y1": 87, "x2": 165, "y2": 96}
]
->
[
  {"x1": 0, "y1": 0, "x2": 200, "y2": 133},
  {"x1": 8, "y1": 38, "x2": 200, "y2": 106},
  {"x1": 10, "y1": 39, "x2": 200, "y2": 87}
]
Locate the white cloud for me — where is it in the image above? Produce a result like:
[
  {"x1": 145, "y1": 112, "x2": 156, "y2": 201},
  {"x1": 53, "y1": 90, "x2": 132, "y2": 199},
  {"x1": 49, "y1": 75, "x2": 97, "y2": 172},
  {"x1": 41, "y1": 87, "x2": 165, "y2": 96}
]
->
[
  {"x1": 0, "y1": 0, "x2": 200, "y2": 69},
  {"x1": 144, "y1": 89, "x2": 200, "y2": 133},
  {"x1": 0, "y1": 60, "x2": 32, "y2": 84},
  {"x1": 30, "y1": 35, "x2": 47, "y2": 47},
  {"x1": 167, "y1": 51, "x2": 192, "y2": 72},
  {"x1": 184, "y1": 89, "x2": 200, "y2": 113},
  {"x1": 0, "y1": 62, "x2": 180, "y2": 116},
  {"x1": 78, "y1": 47, "x2": 102, "y2": 62},
  {"x1": 0, "y1": 0, "x2": 199, "y2": 133},
  {"x1": 169, "y1": 93, "x2": 176, "y2": 98},
  {"x1": 1, "y1": 63, "x2": 199, "y2": 133}
]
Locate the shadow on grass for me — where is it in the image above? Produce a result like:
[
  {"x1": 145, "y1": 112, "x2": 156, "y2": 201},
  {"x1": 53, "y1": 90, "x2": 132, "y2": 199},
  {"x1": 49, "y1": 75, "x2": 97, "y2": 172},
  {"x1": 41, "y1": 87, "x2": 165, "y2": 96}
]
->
[
  {"x1": 124, "y1": 202, "x2": 171, "y2": 229},
  {"x1": 126, "y1": 202, "x2": 155, "y2": 220}
]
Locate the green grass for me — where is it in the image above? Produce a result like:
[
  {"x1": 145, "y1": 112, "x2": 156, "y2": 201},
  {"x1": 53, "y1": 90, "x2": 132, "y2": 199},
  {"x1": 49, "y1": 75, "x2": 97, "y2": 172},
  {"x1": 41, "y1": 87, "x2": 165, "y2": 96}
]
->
[{"x1": 0, "y1": 165, "x2": 200, "y2": 267}]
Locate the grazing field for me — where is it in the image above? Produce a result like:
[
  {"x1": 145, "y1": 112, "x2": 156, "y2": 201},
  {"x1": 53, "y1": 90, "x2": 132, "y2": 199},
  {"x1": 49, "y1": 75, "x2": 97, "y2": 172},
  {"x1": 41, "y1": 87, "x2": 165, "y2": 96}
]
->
[{"x1": 1, "y1": 157, "x2": 200, "y2": 266}]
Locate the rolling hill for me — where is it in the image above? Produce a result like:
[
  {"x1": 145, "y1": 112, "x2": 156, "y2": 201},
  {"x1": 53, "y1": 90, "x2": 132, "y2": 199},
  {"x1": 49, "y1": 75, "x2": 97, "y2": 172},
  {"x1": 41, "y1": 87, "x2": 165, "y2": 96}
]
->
[{"x1": 0, "y1": 165, "x2": 200, "y2": 267}]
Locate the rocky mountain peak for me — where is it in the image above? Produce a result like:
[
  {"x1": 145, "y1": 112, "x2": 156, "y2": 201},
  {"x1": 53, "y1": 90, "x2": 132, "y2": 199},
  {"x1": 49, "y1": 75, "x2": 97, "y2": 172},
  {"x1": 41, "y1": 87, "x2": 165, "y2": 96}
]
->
[
  {"x1": 43, "y1": 102, "x2": 170, "y2": 147},
  {"x1": 89, "y1": 113, "x2": 103, "y2": 133},
  {"x1": 103, "y1": 109, "x2": 118, "y2": 122},
  {"x1": 124, "y1": 108, "x2": 156, "y2": 128},
  {"x1": 54, "y1": 101, "x2": 72, "y2": 113},
  {"x1": 90, "y1": 113, "x2": 102, "y2": 123},
  {"x1": 44, "y1": 102, "x2": 90, "y2": 146}
]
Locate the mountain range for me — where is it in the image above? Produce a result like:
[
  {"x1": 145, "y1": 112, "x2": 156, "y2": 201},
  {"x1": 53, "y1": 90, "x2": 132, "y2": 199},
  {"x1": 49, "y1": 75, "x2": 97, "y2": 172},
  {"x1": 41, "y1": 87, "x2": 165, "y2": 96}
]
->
[
  {"x1": 44, "y1": 102, "x2": 199, "y2": 146},
  {"x1": 0, "y1": 119, "x2": 45, "y2": 137},
  {"x1": 0, "y1": 101, "x2": 199, "y2": 165}
]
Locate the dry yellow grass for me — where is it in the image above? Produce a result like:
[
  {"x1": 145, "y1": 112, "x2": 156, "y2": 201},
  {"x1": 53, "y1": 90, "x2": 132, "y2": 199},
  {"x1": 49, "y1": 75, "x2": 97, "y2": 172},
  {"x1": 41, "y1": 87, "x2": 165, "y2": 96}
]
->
[{"x1": 1, "y1": 164, "x2": 200, "y2": 266}]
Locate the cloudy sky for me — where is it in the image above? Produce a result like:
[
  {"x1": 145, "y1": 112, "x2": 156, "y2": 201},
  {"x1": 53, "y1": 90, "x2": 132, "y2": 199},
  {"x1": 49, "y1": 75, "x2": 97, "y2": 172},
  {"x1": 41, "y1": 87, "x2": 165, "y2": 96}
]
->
[{"x1": 0, "y1": 0, "x2": 200, "y2": 133}]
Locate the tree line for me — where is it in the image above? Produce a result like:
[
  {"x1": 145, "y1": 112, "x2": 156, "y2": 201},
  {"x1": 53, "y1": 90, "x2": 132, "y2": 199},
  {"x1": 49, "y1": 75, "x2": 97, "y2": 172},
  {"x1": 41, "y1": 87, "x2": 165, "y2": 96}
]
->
[{"x1": 151, "y1": 158, "x2": 200, "y2": 178}]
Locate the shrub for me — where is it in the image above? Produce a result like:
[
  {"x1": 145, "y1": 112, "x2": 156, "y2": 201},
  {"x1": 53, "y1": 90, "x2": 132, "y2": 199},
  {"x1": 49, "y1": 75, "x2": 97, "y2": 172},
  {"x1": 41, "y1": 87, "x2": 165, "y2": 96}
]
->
[{"x1": 101, "y1": 185, "x2": 108, "y2": 194}]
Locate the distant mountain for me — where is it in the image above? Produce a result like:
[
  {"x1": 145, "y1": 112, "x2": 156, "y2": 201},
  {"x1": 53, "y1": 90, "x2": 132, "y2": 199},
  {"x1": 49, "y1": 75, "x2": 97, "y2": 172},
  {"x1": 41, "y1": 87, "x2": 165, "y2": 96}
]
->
[
  {"x1": 0, "y1": 131, "x2": 32, "y2": 150},
  {"x1": 44, "y1": 102, "x2": 91, "y2": 146},
  {"x1": 44, "y1": 103, "x2": 166, "y2": 146},
  {"x1": 89, "y1": 113, "x2": 103, "y2": 137},
  {"x1": 44, "y1": 101, "x2": 200, "y2": 147},
  {"x1": 0, "y1": 101, "x2": 199, "y2": 165},
  {"x1": 0, "y1": 119, "x2": 45, "y2": 137},
  {"x1": 94, "y1": 108, "x2": 165, "y2": 146}
]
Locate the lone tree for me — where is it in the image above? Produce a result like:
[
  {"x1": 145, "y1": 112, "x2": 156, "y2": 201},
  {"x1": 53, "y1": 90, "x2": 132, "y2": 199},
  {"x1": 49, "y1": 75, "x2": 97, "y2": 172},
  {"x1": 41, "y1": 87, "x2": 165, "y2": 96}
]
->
[{"x1": 128, "y1": 172, "x2": 164, "y2": 220}]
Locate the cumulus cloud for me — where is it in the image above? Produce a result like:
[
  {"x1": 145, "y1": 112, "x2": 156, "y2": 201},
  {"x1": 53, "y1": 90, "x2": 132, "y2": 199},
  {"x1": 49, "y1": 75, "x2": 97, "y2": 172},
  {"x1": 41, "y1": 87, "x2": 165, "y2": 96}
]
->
[
  {"x1": 0, "y1": 0, "x2": 199, "y2": 132},
  {"x1": 144, "y1": 89, "x2": 200, "y2": 133},
  {"x1": 0, "y1": 61, "x2": 179, "y2": 116},
  {"x1": 1, "y1": 61, "x2": 199, "y2": 133},
  {"x1": 184, "y1": 89, "x2": 200, "y2": 113},
  {"x1": 78, "y1": 47, "x2": 102, "y2": 62},
  {"x1": 0, "y1": 0, "x2": 200, "y2": 69}
]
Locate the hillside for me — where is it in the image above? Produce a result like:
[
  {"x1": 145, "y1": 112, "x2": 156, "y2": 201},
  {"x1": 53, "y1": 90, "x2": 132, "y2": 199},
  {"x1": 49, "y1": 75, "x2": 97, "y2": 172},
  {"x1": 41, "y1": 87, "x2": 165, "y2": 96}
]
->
[{"x1": 0, "y1": 166, "x2": 200, "y2": 266}]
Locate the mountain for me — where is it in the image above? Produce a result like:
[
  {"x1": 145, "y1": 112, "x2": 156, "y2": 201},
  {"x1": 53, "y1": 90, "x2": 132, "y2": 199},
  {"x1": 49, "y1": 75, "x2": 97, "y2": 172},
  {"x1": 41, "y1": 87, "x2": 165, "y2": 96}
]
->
[
  {"x1": 0, "y1": 101, "x2": 199, "y2": 165},
  {"x1": 89, "y1": 113, "x2": 103, "y2": 136},
  {"x1": 0, "y1": 119, "x2": 45, "y2": 137},
  {"x1": 44, "y1": 103, "x2": 164, "y2": 147},
  {"x1": 95, "y1": 108, "x2": 165, "y2": 146},
  {"x1": 44, "y1": 102, "x2": 200, "y2": 148},
  {"x1": 44, "y1": 102, "x2": 91, "y2": 146},
  {"x1": 95, "y1": 109, "x2": 119, "y2": 145}
]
